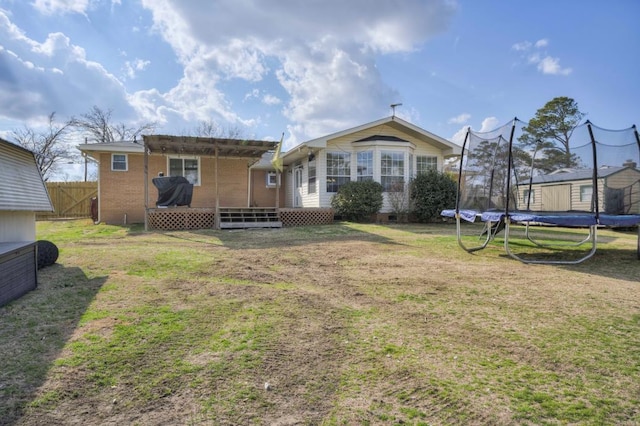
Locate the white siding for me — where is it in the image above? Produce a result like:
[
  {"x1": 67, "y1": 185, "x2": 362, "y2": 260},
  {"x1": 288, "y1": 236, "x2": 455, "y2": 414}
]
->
[
  {"x1": 0, "y1": 211, "x2": 36, "y2": 242},
  {"x1": 315, "y1": 123, "x2": 448, "y2": 212}
]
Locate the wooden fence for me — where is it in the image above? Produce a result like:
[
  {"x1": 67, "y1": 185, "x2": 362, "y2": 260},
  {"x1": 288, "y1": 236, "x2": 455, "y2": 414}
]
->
[{"x1": 37, "y1": 181, "x2": 98, "y2": 220}]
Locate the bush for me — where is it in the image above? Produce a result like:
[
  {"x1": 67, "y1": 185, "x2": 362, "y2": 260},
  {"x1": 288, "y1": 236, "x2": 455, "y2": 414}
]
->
[
  {"x1": 410, "y1": 170, "x2": 457, "y2": 222},
  {"x1": 331, "y1": 180, "x2": 384, "y2": 222}
]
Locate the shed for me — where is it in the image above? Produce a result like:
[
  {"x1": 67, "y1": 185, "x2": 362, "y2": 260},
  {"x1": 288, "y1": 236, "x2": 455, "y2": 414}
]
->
[{"x1": 0, "y1": 138, "x2": 54, "y2": 306}]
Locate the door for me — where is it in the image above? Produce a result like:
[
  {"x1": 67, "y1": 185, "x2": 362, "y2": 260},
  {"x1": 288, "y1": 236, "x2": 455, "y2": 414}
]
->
[
  {"x1": 294, "y1": 166, "x2": 303, "y2": 207},
  {"x1": 541, "y1": 184, "x2": 570, "y2": 211}
]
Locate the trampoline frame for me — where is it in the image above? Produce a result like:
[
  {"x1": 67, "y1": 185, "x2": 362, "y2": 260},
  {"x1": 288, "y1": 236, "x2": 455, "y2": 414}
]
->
[{"x1": 443, "y1": 119, "x2": 640, "y2": 264}]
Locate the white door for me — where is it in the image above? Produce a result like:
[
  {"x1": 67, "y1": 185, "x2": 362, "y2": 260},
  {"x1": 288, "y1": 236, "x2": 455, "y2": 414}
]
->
[{"x1": 294, "y1": 166, "x2": 303, "y2": 207}]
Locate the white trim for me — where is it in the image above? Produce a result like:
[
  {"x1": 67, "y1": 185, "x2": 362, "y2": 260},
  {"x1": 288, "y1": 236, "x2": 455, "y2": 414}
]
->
[
  {"x1": 266, "y1": 171, "x2": 281, "y2": 187},
  {"x1": 111, "y1": 153, "x2": 128, "y2": 171},
  {"x1": 167, "y1": 155, "x2": 201, "y2": 186}
]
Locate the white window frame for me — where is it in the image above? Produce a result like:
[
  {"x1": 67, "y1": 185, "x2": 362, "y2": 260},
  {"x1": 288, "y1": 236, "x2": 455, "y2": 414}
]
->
[
  {"x1": 326, "y1": 151, "x2": 351, "y2": 193},
  {"x1": 111, "y1": 153, "x2": 128, "y2": 171},
  {"x1": 308, "y1": 160, "x2": 317, "y2": 194},
  {"x1": 523, "y1": 189, "x2": 535, "y2": 205},
  {"x1": 381, "y1": 150, "x2": 405, "y2": 192},
  {"x1": 357, "y1": 150, "x2": 374, "y2": 182},
  {"x1": 580, "y1": 184, "x2": 593, "y2": 203},
  {"x1": 266, "y1": 171, "x2": 281, "y2": 187},
  {"x1": 416, "y1": 155, "x2": 437, "y2": 174},
  {"x1": 168, "y1": 156, "x2": 201, "y2": 186}
]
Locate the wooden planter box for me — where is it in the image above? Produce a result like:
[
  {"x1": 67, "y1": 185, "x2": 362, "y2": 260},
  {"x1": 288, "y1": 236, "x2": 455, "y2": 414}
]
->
[{"x1": 0, "y1": 242, "x2": 38, "y2": 307}]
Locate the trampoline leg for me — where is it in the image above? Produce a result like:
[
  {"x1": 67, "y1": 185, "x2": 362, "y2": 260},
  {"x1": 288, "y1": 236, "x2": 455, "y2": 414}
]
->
[
  {"x1": 456, "y1": 214, "x2": 493, "y2": 253},
  {"x1": 504, "y1": 219, "x2": 598, "y2": 265},
  {"x1": 524, "y1": 222, "x2": 593, "y2": 247}
]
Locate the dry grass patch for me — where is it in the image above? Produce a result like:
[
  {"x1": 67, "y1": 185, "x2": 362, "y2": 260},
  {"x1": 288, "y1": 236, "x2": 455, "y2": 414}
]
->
[{"x1": 0, "y1": 220, "x2": 638, "y2": 425}]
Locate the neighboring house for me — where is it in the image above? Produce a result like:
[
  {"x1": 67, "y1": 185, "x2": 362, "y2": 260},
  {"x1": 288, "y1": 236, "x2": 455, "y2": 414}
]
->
[
  {"x1": 77, "y1": 116, "x2": 460, "y2": 227},
  {"x1": 77, "y1": 137, "x2": 281, "y2": 225},
  {"x1": 0, "y1": 138, "x2": 54, "y2": 306},
  {"x1": 277, "y1": 116, "x2": 461, "y2": 212},
  {"x1": 517, "y1": 162, "x2": 640, "y2": 214}
]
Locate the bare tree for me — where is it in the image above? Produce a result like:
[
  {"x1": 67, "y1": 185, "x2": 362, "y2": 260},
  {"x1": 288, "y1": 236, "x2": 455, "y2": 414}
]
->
[
  {"x1": 12, "y1": 112, "x2": 74, "y2": 181},
  {"x1": 193, "y1": 119, "x2": 245, "y2": 138},
  {"x1": 73, "y1": 105, "x2": 157, "y2": 143}
]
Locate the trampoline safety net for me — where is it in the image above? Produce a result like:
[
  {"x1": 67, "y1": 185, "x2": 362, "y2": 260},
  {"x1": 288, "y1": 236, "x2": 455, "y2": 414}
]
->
[{"x1": 443, "y1": 118, "x2": 640, "y2": 263}]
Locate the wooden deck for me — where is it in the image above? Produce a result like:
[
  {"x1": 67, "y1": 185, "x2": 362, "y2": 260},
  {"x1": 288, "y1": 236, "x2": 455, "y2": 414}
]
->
[{"x1": 145, "y1": 207, "x2": 334, "y2": 231}]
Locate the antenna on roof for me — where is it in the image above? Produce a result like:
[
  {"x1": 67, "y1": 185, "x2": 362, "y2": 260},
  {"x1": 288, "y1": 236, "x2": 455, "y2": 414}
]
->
[{"x1": 390, "y1": 103, "x2": 402, "y2": 118}]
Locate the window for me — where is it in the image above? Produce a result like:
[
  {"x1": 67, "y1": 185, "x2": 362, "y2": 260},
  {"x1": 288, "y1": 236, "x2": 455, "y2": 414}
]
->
[
  {"x1": 326, "y1": 152, "x2": 351, "y2": 193},
  {"x1": 357, "y1": 151, "x2": 373, "y2": 181},
  {"x1": 169, "y1": 157, "x2": 200, "y2": 185},
  {"x1": 308, "y1": 160, "x2": 316, "y2": 193},
  {"x1": 580, "y1": 185, "x2": 593, "y2": 203},
  {"x1": 381, "y1": 151, "x2": 404, "y2": 191},
  {"x1": 416, "y1": 155, "x2": 437, "y2": 174},
  {"x1": 111, "y1": 154, "x2": 127, "y2": 171},
  {"x1": 266, "y1": 171, "x2": 280, "y2": 187},
  {"x1": 523, "y1": 189, "x2": 535, "y2": 205}
]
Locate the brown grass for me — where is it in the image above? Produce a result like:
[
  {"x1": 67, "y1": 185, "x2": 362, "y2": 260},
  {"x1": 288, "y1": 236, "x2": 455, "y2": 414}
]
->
[{"x1": 0, "y1": 220, "x2": 638, "y2": 425}]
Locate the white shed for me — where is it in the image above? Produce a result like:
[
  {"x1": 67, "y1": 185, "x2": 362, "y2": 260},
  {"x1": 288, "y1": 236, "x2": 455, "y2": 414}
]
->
[{"x1": 0, "y1": 138, "x2": 54, "y2": 306}]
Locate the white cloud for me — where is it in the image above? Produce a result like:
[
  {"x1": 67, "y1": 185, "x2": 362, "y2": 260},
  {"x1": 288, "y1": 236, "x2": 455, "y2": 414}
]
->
[
  {"x1": 32, "y1": 0, "x2": 90, "y2": 15},
  {"x1": 450, "y1": 116, "x2": 500, "y2": 145},
  {"x1": 138, "y1": 0, "x2": 456, "y2": 140},
  {"x1": 511, "y1": 41, "x2": 531, "y2": 51},
  {"x1": 537, "y1": 56, "x2": 572, "y2": 76},
  {"x1": 123, "y1": 58, "x2": 150, "y2": 79},
  {"x1": 262, "y1": 94, "x2": 281, "y2": 106},
  {"x1": 1, "y1": 1, "x2": 458, "y2": 143},
  {"x1": 512, "y1": 38, "x2": 571, "y2": 77},
  {"x1": 534, "y1": 38, "x2": 548, "y2": 48},
  {"x1": 448, "y1": 113, "x2": 471, "y2": 124},
  {"x1": 479, "y1": 116, "x2": 500, "y2": 132}
]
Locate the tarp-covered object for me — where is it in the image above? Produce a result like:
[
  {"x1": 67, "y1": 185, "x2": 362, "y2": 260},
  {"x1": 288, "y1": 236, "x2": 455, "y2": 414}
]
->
[{"x1": 152, "y1": 176, "x2": 193, "y2": 207}]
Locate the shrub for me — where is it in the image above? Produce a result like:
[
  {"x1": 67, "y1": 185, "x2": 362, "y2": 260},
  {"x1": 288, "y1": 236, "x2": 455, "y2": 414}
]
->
[
  {"x1": 331, "y1": 180, "x2": 384, "y2": 222},
  {"x1": 410, "y1": 170, "x2": 457, "y2": 222},
  {"x1": 387, "y1": 181, "x2": 411, "y2": 222}
]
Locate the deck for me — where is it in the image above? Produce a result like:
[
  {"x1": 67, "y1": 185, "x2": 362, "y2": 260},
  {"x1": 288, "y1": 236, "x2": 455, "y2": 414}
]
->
[{"x1": 145, "y1": 207, "x2": 334, "y2": 230}]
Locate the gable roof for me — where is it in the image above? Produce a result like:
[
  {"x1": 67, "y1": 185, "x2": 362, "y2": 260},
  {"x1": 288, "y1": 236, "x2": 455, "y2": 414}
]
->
[
  {"x1": 0, "y1": 138, "x2": 54, "y2": 212},
  {"x1": 528, "y1": 166, "x2": 640, "y2": 185},
  {"x1": 281, "y1": 116, "x2": 461, "y2": 165}
]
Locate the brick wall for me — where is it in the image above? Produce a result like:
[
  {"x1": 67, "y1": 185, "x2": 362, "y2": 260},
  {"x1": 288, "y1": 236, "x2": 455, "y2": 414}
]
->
[
  {"x1": 98, "y1": 153, "x2": 260, "y2": 225},
  {"x1": 250, "y1": 170, "x2": 285, "y2": 208}
]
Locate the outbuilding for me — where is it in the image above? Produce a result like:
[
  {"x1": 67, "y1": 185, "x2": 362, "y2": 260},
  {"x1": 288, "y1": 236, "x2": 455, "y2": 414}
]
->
[{"x1": 0, "y1": 138, "x2": 54, "y2": 306}]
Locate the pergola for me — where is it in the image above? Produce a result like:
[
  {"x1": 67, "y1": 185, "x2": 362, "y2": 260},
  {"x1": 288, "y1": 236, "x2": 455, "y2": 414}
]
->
[{"x1": 142, "y1": 135, "x2": 279, "y2": 230}]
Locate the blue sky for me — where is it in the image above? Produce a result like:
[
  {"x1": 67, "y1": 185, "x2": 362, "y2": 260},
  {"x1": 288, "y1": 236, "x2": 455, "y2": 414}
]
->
[{"x1": 0, "y1": 0, "x2": 638, "y2": 180}]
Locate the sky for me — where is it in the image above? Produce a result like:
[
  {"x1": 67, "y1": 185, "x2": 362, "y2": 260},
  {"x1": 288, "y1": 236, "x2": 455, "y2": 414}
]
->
[{"x1": 0, "y1": 0, "x2": 638, "y2": 180}]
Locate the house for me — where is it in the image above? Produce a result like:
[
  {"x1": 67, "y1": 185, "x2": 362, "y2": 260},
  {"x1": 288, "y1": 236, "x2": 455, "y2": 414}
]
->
[
  {"x1": 517, "y1": 162, "x2": 640, "y2": 214},
  {"x1": 0, "y1": 138, "x2": 54, "y2": 306},
  {"x1": 277, "y1": 116, "x2": 461, "y2": 214},
  {"x1": 77, "y1": 136, "x2": 282, "y2": 228},
  {"x1": 77, "y1": 116, "x2": 460, "y2": 228}
]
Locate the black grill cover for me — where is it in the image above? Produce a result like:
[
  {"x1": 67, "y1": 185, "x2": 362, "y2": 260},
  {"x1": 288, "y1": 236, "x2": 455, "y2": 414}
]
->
[{"x1": 152, "y1": 176, "x2": 193, "y2": 207}]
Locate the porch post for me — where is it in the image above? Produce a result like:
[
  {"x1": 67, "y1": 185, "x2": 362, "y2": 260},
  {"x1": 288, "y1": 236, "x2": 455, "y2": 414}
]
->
[
  {"x1": 275, "y1": 171, "x2": 280, "y2": 209},
  {"x1": 214, "y1": 141, "x2": 220, "y2": 230},
  {"x1": 144, "y1": 140, "x2": 149, "y2": 231}
]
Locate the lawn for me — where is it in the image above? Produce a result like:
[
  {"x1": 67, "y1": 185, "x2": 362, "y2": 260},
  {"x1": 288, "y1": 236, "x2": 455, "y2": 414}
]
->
[{"x1": 1, "y1": 219, "x2": 639, "y2": 425}]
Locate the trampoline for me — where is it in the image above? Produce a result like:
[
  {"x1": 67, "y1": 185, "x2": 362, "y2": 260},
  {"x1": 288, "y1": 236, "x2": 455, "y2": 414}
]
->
[{"x1": 442, "y1": 119, "x2": 640, "y2": 264}]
